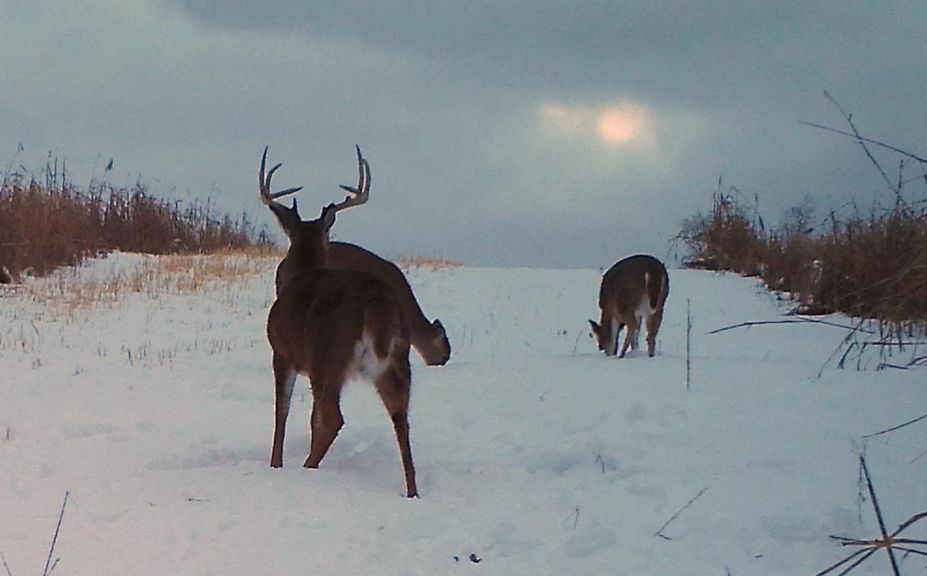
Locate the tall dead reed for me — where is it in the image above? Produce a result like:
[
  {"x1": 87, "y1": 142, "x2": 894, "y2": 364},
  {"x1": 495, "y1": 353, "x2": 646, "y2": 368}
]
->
[
  {"x1": 678, "y1": 99, "x2": 926, "y2": 360},
  {"x1": 0, "y1": 160, "x2": 272, "y2": 280}
]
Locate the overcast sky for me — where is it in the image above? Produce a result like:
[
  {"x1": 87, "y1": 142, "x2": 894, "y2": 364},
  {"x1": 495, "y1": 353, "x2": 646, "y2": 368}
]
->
[{"x1": 3, "y1": 1, "x2": 925, "y2": 268}]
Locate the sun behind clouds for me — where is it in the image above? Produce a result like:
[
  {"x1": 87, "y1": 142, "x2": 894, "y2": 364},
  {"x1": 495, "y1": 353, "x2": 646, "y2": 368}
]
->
[
  {"x1": 596, "y1": 103, "x2": 652, "y2": 144},
  {"x1": 538, "y1": 100, "x2": 654, "y2": 147}
]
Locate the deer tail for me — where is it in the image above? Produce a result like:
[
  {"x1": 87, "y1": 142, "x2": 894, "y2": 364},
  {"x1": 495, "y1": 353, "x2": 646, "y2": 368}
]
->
[{"x1": 645, "y1": 271, "x2": 664, "y2": 310}]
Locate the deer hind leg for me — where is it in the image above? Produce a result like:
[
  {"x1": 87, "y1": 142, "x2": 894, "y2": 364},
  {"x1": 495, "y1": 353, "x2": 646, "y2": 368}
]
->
[
  {"x1": 271, "y1": 354, "x2": 297, "y2": 468},
  {"x1": 645, "y1": 309, "x2": 664, "y2": 357},
  {"x1": 375, "y1": 352, "x2": 418, "y2": 498},
  {"x1": 304, "y1": 381, "x2": 345, "y2": 469},
  {"x1": 618, "y1": 315, "x2": 638, "y2": 358},
  {"x1": 630, "y1": 318, "x2": 641, "y2": 351}
]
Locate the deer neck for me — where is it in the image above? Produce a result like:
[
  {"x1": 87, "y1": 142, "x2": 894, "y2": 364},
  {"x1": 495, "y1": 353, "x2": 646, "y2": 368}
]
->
[{"x1": 284, "y1": 240, "x2": 329, "y2": 275}]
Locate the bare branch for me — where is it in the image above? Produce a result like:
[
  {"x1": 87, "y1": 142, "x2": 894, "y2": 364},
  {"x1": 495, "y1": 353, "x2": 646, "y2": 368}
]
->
[
  {"x1": 1, "y1": 551, "x2": 13, "y2": 576},
  {"x1": 654, "y1": 487, "x2": 708, "y2": 540},
  {"x1": 891, "y1": 511, "x2": 927, "y2": 537},
  {"x1": 707, "y1": 318, "x2": 872, "y2": 336},
  {"x1": 822, "y1": 92, "x2": 896, "y2": 196},
  {"x1": 858, "y1": 456, "x2": 900, "y2": 575},
  {"x1": 863, "y1": 413, "x2": 927, "y2": 440},
  {"x1": 816, "y1": 458, "x2": 927, "y2": 575},
  {"x1": 42, "y1": 491, "x2": 69, "y2": 576},
  {"x1": 815, "y1": 547, "x2": 876, "y2": 576},
  {"x1": 800, "y1": 121, "x2": 927, "y2": 165}
]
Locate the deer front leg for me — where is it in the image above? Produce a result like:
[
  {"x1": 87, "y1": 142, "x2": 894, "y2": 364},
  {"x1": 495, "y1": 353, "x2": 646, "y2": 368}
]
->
[
  {"x1": 271, "y1": 355, "x2": 297, "y2": 468},
  {"x1": 618, "y1": 317, "x2": 638, "y2": 358}
]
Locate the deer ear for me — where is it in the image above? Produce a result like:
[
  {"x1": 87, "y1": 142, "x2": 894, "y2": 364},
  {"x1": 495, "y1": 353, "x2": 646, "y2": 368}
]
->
[
  {"x1": 588, "y1": 319, "x2": 600, "y2": 332},
  {"x1": 320, "y1": 203, "x2": 337, "y2": 232},
  {"x1": 269, "y1": 202, "x2": 301, "y2": 237},
  {"x1": 291, "y1": 198, "x2": 300, "y2": 219}
]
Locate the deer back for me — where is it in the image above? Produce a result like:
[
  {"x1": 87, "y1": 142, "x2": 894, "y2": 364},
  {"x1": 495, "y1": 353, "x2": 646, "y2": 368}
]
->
[
  {"x1": 269, "y1": 267, "x2": 409, "y2": 378},
  {"x1": 599, "y1": 254, "x2": 669, "y2": 317},
  {"x1": 327, "y1": 242, "x2": 450, "y2": 366}
]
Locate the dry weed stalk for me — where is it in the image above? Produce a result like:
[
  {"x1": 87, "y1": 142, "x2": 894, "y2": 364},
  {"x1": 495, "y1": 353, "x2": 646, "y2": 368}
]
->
[
  {"x1": 816, "y1": 455, "x2": 927, "y2": 576},
  {"x1": 0, "y1": 492, "x2": 69, "y2": 576}
]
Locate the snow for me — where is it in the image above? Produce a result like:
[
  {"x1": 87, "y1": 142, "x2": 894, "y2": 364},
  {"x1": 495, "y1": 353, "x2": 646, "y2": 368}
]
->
[{"x1": 1, "y1": 254, "x2": 925, "y2": 575}]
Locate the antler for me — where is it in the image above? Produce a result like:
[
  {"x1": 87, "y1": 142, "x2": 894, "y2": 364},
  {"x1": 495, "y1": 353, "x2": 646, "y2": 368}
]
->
[
  {"x1": 330, "y1": 145, "x2": 370, "y2": 213},
  {"x1": 259, "y1": 146, "x2": 303, "y2": 206}
]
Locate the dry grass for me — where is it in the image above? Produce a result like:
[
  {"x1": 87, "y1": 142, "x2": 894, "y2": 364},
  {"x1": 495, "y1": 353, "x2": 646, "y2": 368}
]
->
[
  {"x1": 678, "y1": 181, "x2": 765, "y2": 276},
  {"x1": 678, "y1": 186, "x2": 927, "y2": 360},
  {"x1": 9, "y1": 249, "x2": 280, "y2": 315},
  {"x1": 680, "y1": 100, "x2": 927, "y2": 344},
  {"x1": 394, "y1": 253, "x2": 463, "y2": 271}
]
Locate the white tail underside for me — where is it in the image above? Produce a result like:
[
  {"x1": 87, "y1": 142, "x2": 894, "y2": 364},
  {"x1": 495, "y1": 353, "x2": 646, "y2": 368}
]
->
[{"x1": 353, "y1": 332, "x2": 389, "y2": 381}]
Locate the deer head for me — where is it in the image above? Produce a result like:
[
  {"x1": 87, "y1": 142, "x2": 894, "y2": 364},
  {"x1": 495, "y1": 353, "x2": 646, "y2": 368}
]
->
[{"x1": 260, "y1": 145, "x2": 370, "y2": 269}]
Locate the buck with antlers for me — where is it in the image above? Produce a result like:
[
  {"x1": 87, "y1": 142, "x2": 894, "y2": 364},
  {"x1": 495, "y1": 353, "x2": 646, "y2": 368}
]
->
[
  {"x1": 260, "y1": 146, "x2": 417, "y2": 498},
  {"x1": 275, "y1": 241, "x2": 451, "y2": 367},
  {"x1": 589, "y1": 254, "x2": 669, "y2": 358}
]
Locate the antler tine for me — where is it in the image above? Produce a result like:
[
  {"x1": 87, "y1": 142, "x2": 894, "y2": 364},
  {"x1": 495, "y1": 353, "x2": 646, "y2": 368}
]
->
[
  {"x1": 259, "y1": 146, "x2": 303, "y2": 206},
  {"x1": 331, "y1": 144, "x2": 370, "y2": 213}
]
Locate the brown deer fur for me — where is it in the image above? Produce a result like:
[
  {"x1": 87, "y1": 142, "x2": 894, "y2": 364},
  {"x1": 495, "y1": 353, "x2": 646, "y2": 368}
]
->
[
  {"x1": 261, "y1": 147, "x2": 418, "y2": 498},
  {"x1": 275, "y1": 241, "x2": 451, "y2": 366},
  {"x1": 589, "y1": 254, "x2": 669, "y2": 358}
]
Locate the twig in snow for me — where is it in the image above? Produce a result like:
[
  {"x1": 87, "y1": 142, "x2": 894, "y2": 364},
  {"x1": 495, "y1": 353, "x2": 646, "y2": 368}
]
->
[
  {"x1": 863, "y1": 413, "x2": 927, "y2": 440},
  {"x1": 561, "y1": 506, "x2": 581, "y2": 531},
  {"x1": 571, "y1": 329, "x2": 585, "y2": 357},
  {"x1": 816, "y1": 455, "x2": 927, "y2": 576},
  {"x1": 1, "y1": 552, "x2": 13, "y2": 576},
  {"x1": 707, "y1": 318, "x2": 869, "y2": 336},
  {"x1": 539, "y1": 383, "x2": 558, "y2": 401},
  {"x1": 817, "y1": 317, "x2": 872, "y2": 379},
  {"x1": 686, "y1": 298, "x2": 692, "y2": 392},
  {"x1": 911, "y1": 448, "x2": 927, "y2": 464},
  {"x1": 654, "y1": 487, "x2": 708, "y2": 541},
  {"x1": 877, "y1": 355, "x2": 927, "y2": 371},
  {"x1": 43, "y1": 491, "x2": 69, "y2": 576}
]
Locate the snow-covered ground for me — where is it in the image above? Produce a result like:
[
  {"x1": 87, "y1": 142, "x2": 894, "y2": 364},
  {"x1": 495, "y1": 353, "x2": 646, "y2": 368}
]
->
[{"x1": 1, "y1": 253, "x2": 925, "y2": 575}]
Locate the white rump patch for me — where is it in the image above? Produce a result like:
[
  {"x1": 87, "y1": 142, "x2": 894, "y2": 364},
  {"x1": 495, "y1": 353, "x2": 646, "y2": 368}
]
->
[
  {"x1": 628, "y1": 296, "x2": 656, "y2": 350},
  {"x1": 353, "y1": 332, "x2": 389, "y2": 381},
  {"x1": 635, "y1": 295, "x2": 655, "y2": 323}
]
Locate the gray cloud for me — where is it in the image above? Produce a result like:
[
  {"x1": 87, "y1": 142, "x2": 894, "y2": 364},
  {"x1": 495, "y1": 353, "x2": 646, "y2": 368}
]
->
[{"x1": 3, "y1": 1, "x2": 926, "y2": 268}]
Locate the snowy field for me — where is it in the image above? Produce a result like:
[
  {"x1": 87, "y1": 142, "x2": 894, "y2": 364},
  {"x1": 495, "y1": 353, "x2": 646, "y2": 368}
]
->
[{"x1": 1, "y1": 253, "x2": 925, "y2": 575}]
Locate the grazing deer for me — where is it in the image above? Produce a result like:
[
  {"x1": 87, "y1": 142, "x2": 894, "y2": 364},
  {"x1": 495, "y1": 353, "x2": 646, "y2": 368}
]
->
[
  {"x1": 589, "y1": 254, "x2": 669, "y2": 358},
  {"x1": 260, "y1": 146, "x2": 418, "y2": 498},
  {"x1": 275, "y1": 242, "x2": 451, "y2": 366}
]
